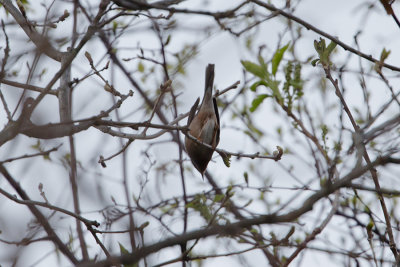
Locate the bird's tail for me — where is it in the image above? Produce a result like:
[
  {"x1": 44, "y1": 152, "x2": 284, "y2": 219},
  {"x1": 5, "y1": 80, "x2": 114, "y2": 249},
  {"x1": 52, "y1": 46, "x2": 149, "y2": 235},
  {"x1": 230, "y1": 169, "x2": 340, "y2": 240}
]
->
[{"x1": 204, "y1": 64, "x2": 215, "y2": 97}]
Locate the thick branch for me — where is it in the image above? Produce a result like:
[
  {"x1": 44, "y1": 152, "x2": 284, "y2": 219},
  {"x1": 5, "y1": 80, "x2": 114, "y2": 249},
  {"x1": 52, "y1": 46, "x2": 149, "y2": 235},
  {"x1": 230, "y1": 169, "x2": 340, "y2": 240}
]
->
[
  {"x1": 0, "y1": 0, "x2": 63, "y2": 61},
  {"x1": 79, "y1": 156, "x2": 399, "y2": 267}
]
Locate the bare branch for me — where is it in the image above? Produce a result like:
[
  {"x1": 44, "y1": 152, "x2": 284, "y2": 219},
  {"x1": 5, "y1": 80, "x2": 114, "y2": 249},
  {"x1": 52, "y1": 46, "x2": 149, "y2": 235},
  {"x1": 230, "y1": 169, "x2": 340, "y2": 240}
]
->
[
  {"x1": 251, "y1": 0, "x2": 400, "y2": 72},
  {"x1": 0, "y1": 0, "x2": 63, "y2": 61}
]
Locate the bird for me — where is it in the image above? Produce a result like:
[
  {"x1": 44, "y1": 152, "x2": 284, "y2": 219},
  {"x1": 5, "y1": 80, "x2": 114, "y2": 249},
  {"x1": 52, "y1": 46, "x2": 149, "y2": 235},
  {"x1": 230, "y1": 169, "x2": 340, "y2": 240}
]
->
[{"x1": 185, "y1": 64, "x2": 220, "y2": 176}]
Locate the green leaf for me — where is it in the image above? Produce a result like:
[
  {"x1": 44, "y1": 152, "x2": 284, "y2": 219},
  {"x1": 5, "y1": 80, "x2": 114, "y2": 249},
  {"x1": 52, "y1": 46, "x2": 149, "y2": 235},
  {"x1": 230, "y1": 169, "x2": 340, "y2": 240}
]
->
[
  {"x1": 314, "y1": 38, "x2": 326, "y2": 56},
  {"x1": 241, "y1": 60, "x2": 266, "y2": 79},
  {"x1": 221, "y1": 152, "x2": 231, "y2": 167},
  {"x1": 250, "y1": 94, "x2": 269, "y2": 112},
  {"x1": 186, "y1": 195, "x2": 213, "y2": 221},
  {"x1": 375, "y1": 48, "x2": 391, "y2": 72},
  {"x1": 164, "y1": 34, "x2": 171, "y2": 46},
  {"x1": 137, "y1": 62, "x2": 145, "y2": 72},
  {"x1": 321, "y1": 124, "x2": 328, "y2": 136},
  {"x1": 119, "y1": 242, "x2": 130, "y2": 255},
  {"x1": 314, "y1": 38, "x2": 337, "y2": 66},
  {"x1": 258, "y1": 54, "x2": 268, "y2": 71},
  {"x1": 366, "y1": 220, "x2": 374, "y2": 231},
  {"x1": 112, "y1": 21, "x2": 118, "y2": 34},
  {"x1": 271, "y1": 43, "x2": 290, "y2": 76},
  {"x1": 250, "y1": 80, "x2": 270, "y2": 92},
  {"x1": 326, "y1": 41, "x2": 337, "y2": 55},
  {"x1": 268, "y1": 80, "x2": 283, "y2": 104},
  {"x1": 119, "y1": 243, "x2": 136, "y2": 267},
  {"x1": 250, "y1": 228, "x2": 258, "y2": 234},
  {"x1": 380, "y1": 48, "x2": 391, "y2": 62},
  {"x1": 31, "y1": 140, "x2": 41, "y2": 150},
  {"x1": 243, "y1": 172, "x2": 249, "y2": 185},
  {"x1": 213, "y1": 194, "x2": 225, "y2": 203}
]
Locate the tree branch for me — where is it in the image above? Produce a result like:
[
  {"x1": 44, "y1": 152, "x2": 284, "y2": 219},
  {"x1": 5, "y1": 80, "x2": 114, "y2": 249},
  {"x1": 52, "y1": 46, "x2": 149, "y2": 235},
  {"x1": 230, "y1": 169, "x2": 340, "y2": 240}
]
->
[{"x1": 78, "y1": 155, "x2": 399, "y2": 267}]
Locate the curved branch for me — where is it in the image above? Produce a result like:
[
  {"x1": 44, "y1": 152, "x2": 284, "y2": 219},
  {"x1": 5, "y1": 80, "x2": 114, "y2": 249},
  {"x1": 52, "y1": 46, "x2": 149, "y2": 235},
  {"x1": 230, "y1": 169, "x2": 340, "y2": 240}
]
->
[
  {"x1": 78, "y1": 155, "x2": 399, "y2": 267},
  {"x1": 0, "y1": 0, "x2": 62, "y2": 61},
  {"x1": 251, "y1": 0, "x2": 400, "y2": 72}
]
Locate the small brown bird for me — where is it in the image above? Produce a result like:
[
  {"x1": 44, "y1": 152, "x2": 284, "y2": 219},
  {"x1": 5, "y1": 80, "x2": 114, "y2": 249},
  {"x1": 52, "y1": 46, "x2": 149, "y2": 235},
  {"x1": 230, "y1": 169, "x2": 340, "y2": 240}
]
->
[{"x1": 185, "y1": 64, "x2": 220, "y2": 176}]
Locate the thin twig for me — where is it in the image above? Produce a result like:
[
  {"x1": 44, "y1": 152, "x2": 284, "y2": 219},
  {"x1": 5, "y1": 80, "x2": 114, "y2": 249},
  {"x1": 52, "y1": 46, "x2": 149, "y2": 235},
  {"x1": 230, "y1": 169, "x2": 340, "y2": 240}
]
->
[
  {"x1": 324, "y1": 66, "x2": 399, "y2": 260},
  {"x1": 0, "y1": 164, "x2": 79, "y2": 264},
  {"x1": 0, "y1": 144, "x2": 62, "y2": 164},
  {"x1": 251, "y1": 0, "x2": 400, "y2": 72}
]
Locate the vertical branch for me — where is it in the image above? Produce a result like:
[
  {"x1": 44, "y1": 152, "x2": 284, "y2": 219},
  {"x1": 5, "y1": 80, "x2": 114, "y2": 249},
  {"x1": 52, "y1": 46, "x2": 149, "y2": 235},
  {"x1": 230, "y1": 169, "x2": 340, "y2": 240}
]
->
[
  {"x1": 59, "y1": 55, "x2": 72, "y2": 122},
  {"x1": 122, "y1": 149, "x2": 138, "y2": 253},
  {"x1": 0, "y1": 20, "x2": 11, "y2": 120},
  {"x1": 110, "y1": 60, "x2": 138, "y2": 253},
  {"x1": 59, "y1": 54, "x2": 89, "y2": 261},
  {"x1": 324, "y1": 67, "x2": 399, "y2": 261},
  {"x1": 150, "y1": 14, "x2": 189, "y2": 266},
  {"x1": 72, "y1": 0, "x2": 79, "y2": 48},
  {"x1": 178, "y1": 136, "x2": 189, "y2": 267},
  {"x1": 69, "y1": 135, "x2": 89, "y2": 261}
]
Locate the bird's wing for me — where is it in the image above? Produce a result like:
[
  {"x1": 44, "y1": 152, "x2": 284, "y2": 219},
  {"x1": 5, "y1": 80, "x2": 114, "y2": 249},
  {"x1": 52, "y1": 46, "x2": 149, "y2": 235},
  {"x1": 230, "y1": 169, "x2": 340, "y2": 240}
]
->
[
  {"x1": 200, "y1": 117, "x2": 217, "y2": 145},
  {"x1": 187, "y1": 97, "x2": 200, "y2": 126},
  {"x1": 213, "y1": 97, "x2": 220, "y2": 145}
]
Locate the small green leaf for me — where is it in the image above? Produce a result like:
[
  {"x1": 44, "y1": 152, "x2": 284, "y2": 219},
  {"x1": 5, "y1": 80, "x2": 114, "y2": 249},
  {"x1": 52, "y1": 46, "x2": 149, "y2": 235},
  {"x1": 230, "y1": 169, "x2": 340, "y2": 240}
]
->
[
  {"x1": 271, "y1": 43, "x2": 290, "y2": 76},
  {"x1": 213, "y1": 194, "x2": 224, "y2": 203},
  {"x1": 31, "y1": 140, "x2": 41, "y2": 150},
  {"x1": 380, "y1": 48, "x2": 391, "y2": 62},
  {"x1": 250, "y1": 94, "x2": 269, "y2": 112},
  {"x1": 250, "y1": 80, "x2": 270, "y2": 92},
  {"x1": 241, "y1": 60, "x2": 266, "y2": 79},
  {"x1": 366, "y1": 220, "x2": 374, "y2": 231},
  {"x1": 119, "y1": 242, "x2": 130, "y2": 255},
  {"x1": 218, "y1": 151, "x2": 231, "y2": 167},
  {"x1": 164, "y1": 34, "x2": 171, "y2": 46},
  {"x1": 321, "y1": 124, "x2": 328, "y2": 139},
  {"x1": 375, "y1": 48, "x2": 391, "y2": 72},
  {"x1": 119, "y1": 243, "x2": 136, "y2": 267},
  {"x1": 243, "y1": 172, "x2": 249, "y2": 185},
  {"x1": 250, "y1": 228, "x2": 258, "y2": 234},
  {"x1": 112, "y1": 21, "x2": 118, "y2": 34},
  {"x1": 268, "y1": 80, "x2": 283, "y2": 104},
  {"x1": 314, "y1": 38, "x2": 337, "y2": 66},
  {"x1": 314, "y1": 38, "x2": 326, "y2": 56},
  {"x1": 137, "y1": 62, "x2": 145, "y2": 72},
  {"x1": 326, "y1": 41, "x2": 337, "y2": 55},
  {"x1": 311, "y1": 58, "x2": 320, "y2": 66}
]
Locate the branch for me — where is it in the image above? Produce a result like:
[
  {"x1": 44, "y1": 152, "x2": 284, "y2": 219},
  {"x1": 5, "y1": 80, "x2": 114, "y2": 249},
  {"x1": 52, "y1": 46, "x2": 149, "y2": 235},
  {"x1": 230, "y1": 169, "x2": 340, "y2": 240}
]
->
[
  {"x1": 0, "y1": 186, "x2": 100, "y2": 228},
  {"x1": 0, "y1": 85, "x2": 131, "y2": 146},
  {"x1": 0, "y1": 144, "x2": 62, "y2": 164},
  {"x1": 20, "y1": 120, "x2": 93, "y2": 139},
  {"x1": 0, "y1": 164, "x2": 78, "y2": 264},
  {"x1": 112, "y1": 0, "x2": 247, "y2": 19},
  {"x1": 0, "y1": 0, "x2": 62, "y2": 61},
  {"x1": 79, "y1": 155, "x2": 399, "y2": 267},
  {"x1": 112, "y1": 0, "x2": 185, "y2": 10},
  {"x1": 0, "y1": 79, "x2": 58, "y2": 95},
  {"x1": 251, "y1": 0, "x2": 400, "y2": 72},
  {"x1": 324, "y1": 66, "x2": 399, "y2": 260}
]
